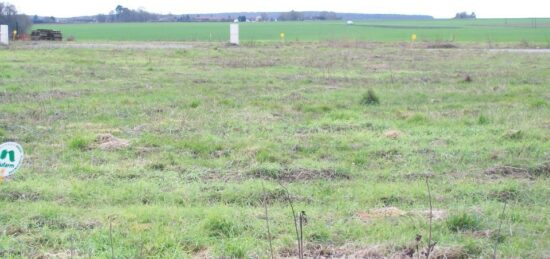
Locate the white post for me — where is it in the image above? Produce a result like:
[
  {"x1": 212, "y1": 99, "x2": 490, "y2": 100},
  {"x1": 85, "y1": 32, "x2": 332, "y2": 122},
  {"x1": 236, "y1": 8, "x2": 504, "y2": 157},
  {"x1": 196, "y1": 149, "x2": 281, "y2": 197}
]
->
[
  {"x1": 0, "y1": 25, "x2": 8, "y2": 45},
  {"x1": 230, "y1": 23, "x2": 239, "y2": 45}
]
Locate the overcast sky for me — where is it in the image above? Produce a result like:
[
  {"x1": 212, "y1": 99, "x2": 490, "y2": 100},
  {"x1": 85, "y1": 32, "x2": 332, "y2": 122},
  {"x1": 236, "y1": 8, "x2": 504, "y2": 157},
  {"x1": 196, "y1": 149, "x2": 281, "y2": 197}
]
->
[{"x1": 8, "y1": 0, "x2": 548, "y2": 18}]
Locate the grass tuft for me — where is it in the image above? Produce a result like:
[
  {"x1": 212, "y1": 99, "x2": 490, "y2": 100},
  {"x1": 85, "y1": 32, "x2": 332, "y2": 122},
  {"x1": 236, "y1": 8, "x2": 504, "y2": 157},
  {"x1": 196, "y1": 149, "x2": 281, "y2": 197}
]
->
[
  {"x1": 68, "y1": 136, "x2": 91, "y2": 151},
  {"x1": 360, "y1": 89, "x2": 380, "y2": 106},
  {"x1": 203, "y1": 212, "x2": 241, "y2": 238},
  {"x1": 446, "y1": 213, "x2": 481, "y2": 232}
]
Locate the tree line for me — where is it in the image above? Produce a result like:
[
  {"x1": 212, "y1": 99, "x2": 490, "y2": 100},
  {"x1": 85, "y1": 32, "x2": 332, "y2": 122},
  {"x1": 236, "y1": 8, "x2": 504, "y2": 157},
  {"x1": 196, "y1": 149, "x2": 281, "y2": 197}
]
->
[
  {"x1": 454, "y1": 12, "x2": 476, "y2": 19},
  {"x1": 0, "y1": 2, "x2": 32, "y2": 33}
]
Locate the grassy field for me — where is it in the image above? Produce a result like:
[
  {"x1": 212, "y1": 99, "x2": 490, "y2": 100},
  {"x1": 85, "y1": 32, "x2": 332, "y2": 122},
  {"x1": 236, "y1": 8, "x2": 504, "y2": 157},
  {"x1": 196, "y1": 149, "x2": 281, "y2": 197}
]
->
[
  {"x1": 1, "y1": 41, "x2": 550, "y2": 258},
  {"x1": 34, "y1": 19, "x2": 550, "y2": 43}
]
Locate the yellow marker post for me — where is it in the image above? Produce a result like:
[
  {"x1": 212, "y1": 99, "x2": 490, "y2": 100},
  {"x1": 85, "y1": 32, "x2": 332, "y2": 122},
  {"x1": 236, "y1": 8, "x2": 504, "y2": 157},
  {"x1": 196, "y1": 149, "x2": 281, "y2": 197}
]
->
[
  {"x1": 12, "y1": 30, "x2": 17, "y2": 41},
  {"x1": 280, "y1": 32, "x2": 285, "y2": 42},
  {"x1": 411, "y1": 34, "x2": 417, "y2": 43}
]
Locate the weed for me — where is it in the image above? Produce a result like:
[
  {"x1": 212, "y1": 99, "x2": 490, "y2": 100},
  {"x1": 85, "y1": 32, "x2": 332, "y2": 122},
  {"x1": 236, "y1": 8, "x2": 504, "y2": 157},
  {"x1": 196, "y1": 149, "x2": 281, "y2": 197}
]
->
[{"x1": 360, "y1": 89, "x2": 380, "y2": 106}]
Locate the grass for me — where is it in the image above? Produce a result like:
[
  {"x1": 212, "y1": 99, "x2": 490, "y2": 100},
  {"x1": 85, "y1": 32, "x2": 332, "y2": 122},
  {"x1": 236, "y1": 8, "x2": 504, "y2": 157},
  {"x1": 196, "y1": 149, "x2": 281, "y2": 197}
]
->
[
  {"x1": 0, "y1": 40, "x2": 549, "y2": 257},
  {"x1": 33, "y1": 18, "x2": 550, "y2": 43}
]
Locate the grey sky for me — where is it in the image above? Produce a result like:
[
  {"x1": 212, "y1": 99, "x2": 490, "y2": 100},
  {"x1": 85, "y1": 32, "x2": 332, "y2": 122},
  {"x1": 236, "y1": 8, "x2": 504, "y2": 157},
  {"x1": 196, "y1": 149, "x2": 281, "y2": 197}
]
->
[{"x1": 8, "y1": 0, "x2": 548, "y2": 18}]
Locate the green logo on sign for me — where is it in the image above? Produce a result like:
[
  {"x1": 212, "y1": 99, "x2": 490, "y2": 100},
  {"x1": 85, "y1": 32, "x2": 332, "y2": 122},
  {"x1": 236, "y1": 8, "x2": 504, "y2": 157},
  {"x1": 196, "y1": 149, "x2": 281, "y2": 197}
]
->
[
  {"x1": 0, "y1": 142, "x2": 24, "y2": 178},
  {"x1": 0, "y1": 149, "x2": 15, "y2": 162}
]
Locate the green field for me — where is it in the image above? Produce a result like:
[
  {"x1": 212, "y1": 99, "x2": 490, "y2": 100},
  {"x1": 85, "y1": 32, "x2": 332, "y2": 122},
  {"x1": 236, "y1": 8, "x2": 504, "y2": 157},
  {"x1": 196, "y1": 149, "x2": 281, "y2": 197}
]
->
[
  {"x1": 1, "y1": 41, "x2": 549, "y2": 257},
  {"x1": 34, "y1": 19, "x2": 550, "y2": 43}
]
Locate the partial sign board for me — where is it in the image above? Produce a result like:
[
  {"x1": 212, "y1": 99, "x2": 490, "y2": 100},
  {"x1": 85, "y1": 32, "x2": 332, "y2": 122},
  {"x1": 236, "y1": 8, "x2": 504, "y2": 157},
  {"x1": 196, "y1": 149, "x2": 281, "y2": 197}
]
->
[
  {"x1": 0, "y1": 142, "x2": 24, "y2": 178},
  {"x1": 0, "y1": 25, "x2": 8, "y2": 45},
  {"x1": 230, "y1": 23, "x2": 239, "y2": 45}
]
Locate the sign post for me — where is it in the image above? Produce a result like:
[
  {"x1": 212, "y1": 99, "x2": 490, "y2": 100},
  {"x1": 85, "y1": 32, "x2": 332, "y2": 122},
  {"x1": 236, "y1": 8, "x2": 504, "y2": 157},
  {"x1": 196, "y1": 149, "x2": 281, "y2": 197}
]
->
[
  {"x1": 0, "y1": 142, "x2": 24, "y2": 180},
  {"x1": 0, "y1": 25, "x2": 8, "y2": 45},
  {"x1": 230, "y1": 23, "x2": 239, "y2": 45}
]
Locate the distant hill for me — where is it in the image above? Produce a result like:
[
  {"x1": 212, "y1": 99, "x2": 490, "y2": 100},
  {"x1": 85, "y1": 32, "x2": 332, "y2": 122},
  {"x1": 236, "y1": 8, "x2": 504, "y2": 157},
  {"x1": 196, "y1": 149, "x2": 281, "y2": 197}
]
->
[{"x1": 55, "y1": 11, "x2": 433, "y2": 24}]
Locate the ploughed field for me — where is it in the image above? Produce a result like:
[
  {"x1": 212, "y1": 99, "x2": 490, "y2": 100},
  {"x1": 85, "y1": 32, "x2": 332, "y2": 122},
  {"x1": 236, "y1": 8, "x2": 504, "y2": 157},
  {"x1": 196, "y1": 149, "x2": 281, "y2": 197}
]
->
[
  {"x1": 0, "y1": 41, "x2": 549, "y2": 257},
  {"x1": 34, "y1": 18, "x2": 550, "y2": 43}
]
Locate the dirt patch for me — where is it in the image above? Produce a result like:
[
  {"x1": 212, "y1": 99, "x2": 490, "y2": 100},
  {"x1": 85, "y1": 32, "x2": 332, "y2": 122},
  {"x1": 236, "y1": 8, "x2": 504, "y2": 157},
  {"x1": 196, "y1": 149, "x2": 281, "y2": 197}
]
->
[
  {"x1": 36, "y1": 251, "x2": 79, "y2": 259},
  {"x1": 4, "y1": 226, "x2": 28, "y2": 236},
  {"x1": 484, "y1": 166, "x2": 533, "y2": 179},
  {"x1": 431, "y1": 246, "x2": 468, "y2": 259},
  {"x1": 530, "y1": 162, "x2": 550, "y2": 177},
  {"x1": 409, "y1": 209, "x2": 448, "y2": 221},
  {"x1": 357, "y1": 207, "x2": 407, "y2": 222},
  {"x1": 488, "y1": 48, "x2": 550, "y2": 54},
  {"x1": 250, "y1": 168, "x2": 351, "y2": 182},
  {"x1": 95, "y1": 134, "x2": 129, "y2": 151},
  {"x1": 427, "y1": 43, "x2": 459, "y2": 49},
  {"x1": 384, "y1": 130, "x2": 403, "y2": 139},
  {"x1": 431, "y1": 139, "x2": 449, "y2": 148},
  {"x1": 17, "y1": 41, "x2": 193, "y2": 50},
  {"x1": 0, "y1": 191, "x2": 41, "y2": 201},
  {"x1": 0, "y1": 89, "x2": 87, "y2": 103},
  {"x1": 280, "y1": 244, "x2": 387, "y2": 258}
]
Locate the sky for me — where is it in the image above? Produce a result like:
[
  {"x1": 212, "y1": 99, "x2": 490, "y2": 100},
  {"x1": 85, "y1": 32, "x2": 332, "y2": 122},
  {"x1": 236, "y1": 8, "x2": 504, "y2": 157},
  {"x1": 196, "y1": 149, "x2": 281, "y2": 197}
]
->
[{"x1": 7, "y1": 0, "x2": 548, "y2": 19}]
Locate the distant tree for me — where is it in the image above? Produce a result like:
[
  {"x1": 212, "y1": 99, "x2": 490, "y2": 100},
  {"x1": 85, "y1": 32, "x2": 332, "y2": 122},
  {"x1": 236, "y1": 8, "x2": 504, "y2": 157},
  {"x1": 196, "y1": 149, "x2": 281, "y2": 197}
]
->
[
  {"x1": 0, "y1": 2, "x2": 32, "y2": 33},
  {"x1": 278, "y1": 10, "x2": 304, "y2": 21},
  {"x1": 237, "y1": 16, "x2": 247, "y2": 22},
  {"x1": 260, "y1": 13, "x2": 269, "y2": 21},
  {"x1": 454, "y1": 11, "x2": 476, "y2": 19},
  {"x1": 313, "y1": 11, "x2": 341, "y2": 20},
  {"x1": 96, "y1": 14, "x2": 107, "y2": 23},
  {"x1": 110, "y1": 5, "x2": 158, "y2": 22}
]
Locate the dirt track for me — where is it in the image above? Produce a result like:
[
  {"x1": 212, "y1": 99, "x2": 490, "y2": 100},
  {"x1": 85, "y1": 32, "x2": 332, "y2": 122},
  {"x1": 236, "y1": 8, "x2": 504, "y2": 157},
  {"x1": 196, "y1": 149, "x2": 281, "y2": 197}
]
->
[{"x1": 11, "y1": 41, "x2": 194, "y2": 50}]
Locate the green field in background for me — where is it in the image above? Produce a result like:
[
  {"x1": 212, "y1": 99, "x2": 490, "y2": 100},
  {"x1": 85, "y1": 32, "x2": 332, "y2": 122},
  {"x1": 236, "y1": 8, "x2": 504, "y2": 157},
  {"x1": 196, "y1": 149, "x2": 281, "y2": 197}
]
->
[{"x1": 34, "y1": 19, "x2": 550, "y2": 43}]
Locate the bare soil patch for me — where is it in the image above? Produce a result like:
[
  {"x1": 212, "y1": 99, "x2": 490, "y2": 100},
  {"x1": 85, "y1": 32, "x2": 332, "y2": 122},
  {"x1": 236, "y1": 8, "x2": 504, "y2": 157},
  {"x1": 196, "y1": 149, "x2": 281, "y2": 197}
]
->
[
  {"x1": 484, "y1": 165, "x2": 533, "y2": 179},
  {"x1": 15, "y1": 41, "x2": 193, "y2": 50},
  {"x1": 384, "y1": 130, "x2": 403, "y2": 139},
  {"x1": 95, "y1": 134, "x2": 130, "y2": 151},
  {"x1": 427, "y1": 43, "x2": 459, "y2": 49},
  {"x1": 251, "y1": 168, "x2": 351, "y2": 182},
  {"x1": 280, "y1": 244, "x2": 387, "y2": 258},
  {"x1": 357, "y1": 207, "x2": 407, "y2": 222}
]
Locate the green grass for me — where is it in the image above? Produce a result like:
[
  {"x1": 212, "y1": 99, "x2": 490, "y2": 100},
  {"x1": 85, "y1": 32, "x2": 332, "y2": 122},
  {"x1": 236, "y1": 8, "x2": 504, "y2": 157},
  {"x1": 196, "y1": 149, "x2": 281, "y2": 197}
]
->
[
  {"x1": 34, "y1": 19, "x2": 550, "y2": 43},
  {"x1": 0, "y1": 41, "x2": 549, "y2": 257}
]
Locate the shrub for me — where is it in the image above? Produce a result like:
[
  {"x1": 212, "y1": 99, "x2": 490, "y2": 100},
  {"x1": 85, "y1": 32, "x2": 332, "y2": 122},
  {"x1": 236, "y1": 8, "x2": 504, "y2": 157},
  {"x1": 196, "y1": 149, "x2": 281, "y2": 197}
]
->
[
  {"x1": 360, "y1": 89, "x2": 380, "y2": 105},
  {"x1": 447, "y1": 212, "x2": 481, "y2": 232}
]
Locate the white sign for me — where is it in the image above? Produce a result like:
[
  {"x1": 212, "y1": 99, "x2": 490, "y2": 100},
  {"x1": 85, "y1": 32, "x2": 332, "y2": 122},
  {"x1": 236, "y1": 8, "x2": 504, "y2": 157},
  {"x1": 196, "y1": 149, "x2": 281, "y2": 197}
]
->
[
  {"x1": 0, "y1": 25, "x2": 8, "y2": 45},
  {"x1": 230, "y1": 23, "x2": 239, "y2": 45},
  {"x1": 0, "y1": 142, "x2": 24, "y2": 178}
]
